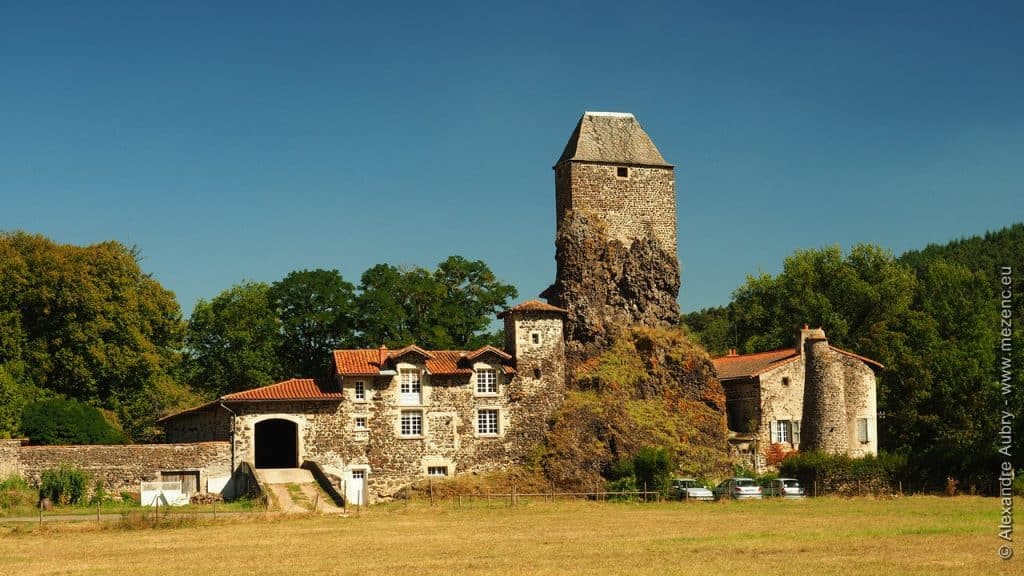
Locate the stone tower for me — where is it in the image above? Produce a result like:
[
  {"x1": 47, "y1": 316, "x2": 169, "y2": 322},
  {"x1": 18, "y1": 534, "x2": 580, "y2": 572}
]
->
[
  {"x1": 542, "y1": 112, "x2": 681, "y2": 361},
  {"x1": 498, "y1": 299, "x2": 567, "y2": 396},
  {"x1": 800, "y1": 329, "x2": 849, "y2": 453}
]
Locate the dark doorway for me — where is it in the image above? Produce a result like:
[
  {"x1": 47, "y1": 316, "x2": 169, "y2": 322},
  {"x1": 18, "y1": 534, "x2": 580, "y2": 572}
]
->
[{"x1": 254, "y1": 419, "x2": 299, "y2": 468}]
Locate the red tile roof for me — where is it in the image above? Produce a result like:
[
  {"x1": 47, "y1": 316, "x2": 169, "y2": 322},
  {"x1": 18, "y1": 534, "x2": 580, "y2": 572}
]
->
[
  {"x1": 334, "y1": 347, "x2": 516, "y2": 376},
  {"x1": 332, "y1": 349, "x2": 383, "y2": 375},
  {"x1": 713, "y1": 345, "x2": 883, "y2": 380},
  {"x1": 221, "y1": 378, "x2": 344, "y2": 401},
  {"x1": 465, "y1": 345, "x2": 512, "y2": 361},
  {"x1": 496, "y1": 299, "x2": 568, "y2": 318},
  {"x1": 713, "y1": 349, "x2": 800, "y2": 380}
]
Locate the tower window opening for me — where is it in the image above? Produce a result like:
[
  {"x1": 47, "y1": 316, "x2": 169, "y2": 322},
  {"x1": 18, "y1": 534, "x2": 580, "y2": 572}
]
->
[{"x1": 616, "y1": 166, "x2": 629, "y2": 178}]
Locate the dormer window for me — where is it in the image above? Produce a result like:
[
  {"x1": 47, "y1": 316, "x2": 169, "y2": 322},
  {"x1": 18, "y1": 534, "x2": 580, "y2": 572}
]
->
[
  {"x1": 400, "y1": 368, "x2": 422, "y2": 405},
  {"x1": 476, "y1": 368, "x2": 497, "y2": 395}
]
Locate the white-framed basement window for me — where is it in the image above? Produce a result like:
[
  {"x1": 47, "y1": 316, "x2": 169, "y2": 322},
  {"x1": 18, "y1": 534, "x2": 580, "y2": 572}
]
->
[
  {"x1": 476, "y1": 368, "x2": 497, "y2": 395},
  {"x1": 427, "y1": 466, "x2": 448, "y2": 477},
  {"x1": 400, "y1": 410, "x2": 423, "y2": 437},
  {"x1": 477, "y1": 409, "x2": 499, "y2": 436}
]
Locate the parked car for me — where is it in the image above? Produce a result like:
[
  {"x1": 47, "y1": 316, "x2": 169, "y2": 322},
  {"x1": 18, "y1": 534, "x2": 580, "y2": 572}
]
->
[
  {"x1": 764, "y1": 478, "x2": 806, "y2": 499},
  {"x1": 713, "y1": 477, "x2": 763, "y2": 500},
  {"x1": 668, "y1": 478, "x2": 714, "y2": 501}
]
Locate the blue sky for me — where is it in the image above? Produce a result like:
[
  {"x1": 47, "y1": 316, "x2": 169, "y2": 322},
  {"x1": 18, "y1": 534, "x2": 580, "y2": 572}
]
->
[{"x1": 2, "y1": 1, "x2": 1022, "y2": 316}]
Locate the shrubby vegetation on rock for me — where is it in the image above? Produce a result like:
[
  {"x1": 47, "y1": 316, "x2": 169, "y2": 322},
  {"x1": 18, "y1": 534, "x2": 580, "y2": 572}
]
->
[{"x1": 542, "y1": 326, "x2": 730, "y2": 491}]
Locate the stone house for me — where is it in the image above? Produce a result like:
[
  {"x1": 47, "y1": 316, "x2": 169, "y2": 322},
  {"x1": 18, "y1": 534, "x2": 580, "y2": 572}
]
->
[
  {"x1": 161, "y1": 300, "x2": 566, "y2": 503},
  {"x1": 713, "y1": 326, "x2": 883, "y2": 469}
]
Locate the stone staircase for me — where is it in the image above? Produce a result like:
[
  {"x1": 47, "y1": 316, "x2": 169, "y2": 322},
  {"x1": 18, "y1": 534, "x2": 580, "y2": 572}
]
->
[{"x1": 254, "y1": 468, "x2": 344, "y2": 514}]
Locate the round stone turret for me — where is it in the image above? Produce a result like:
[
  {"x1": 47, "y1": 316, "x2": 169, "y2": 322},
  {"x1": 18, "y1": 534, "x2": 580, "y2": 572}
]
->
[{"x1": 800, "y1": 331, "x2": 849, "y2": 454}]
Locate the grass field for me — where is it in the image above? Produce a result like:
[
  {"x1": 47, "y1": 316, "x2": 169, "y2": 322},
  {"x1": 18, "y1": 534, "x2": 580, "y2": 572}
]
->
[{"x1": 0, "y1": 496, "x2": 1017, "y2": 575}]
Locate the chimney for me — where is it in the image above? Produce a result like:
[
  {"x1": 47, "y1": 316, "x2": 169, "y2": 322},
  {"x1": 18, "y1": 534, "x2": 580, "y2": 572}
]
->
[
  {"x1": 378, "y1": 344, "x2": 388, "y2": 366},
  {"x1": 798, "y1": 324, "x2": 826, "y2": 354}
]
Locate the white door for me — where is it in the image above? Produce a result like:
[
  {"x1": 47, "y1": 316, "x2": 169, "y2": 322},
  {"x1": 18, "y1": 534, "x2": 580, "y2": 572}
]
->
[{"x1": 346, "y1": 470, "x2": 366, "y2": 506}]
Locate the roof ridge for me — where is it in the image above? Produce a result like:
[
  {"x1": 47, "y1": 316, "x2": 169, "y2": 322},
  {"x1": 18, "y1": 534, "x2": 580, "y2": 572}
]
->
[{"x1": 714, "y1": 347, "x2": 797, "y2": 361}]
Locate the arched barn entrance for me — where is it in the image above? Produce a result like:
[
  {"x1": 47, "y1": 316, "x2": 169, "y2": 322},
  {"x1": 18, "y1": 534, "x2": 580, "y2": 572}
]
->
[{"x1": 254, "y1": 419, "x2": 299, "y2": 468}]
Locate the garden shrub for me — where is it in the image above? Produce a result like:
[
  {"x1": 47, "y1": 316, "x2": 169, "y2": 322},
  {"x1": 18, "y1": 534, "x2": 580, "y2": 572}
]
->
[
  {"x1": 633, "y1": 446, "x2": 674, "y2": 492},
  {"x1": 21, "y1": 398, "x2": 127, "y2": 445},
  {"x1": 780, "y1": 451, "x2": 908, "y2": 495},
  {"x1": 39, "y1": 463, "x2": 91, "y2": 505}
]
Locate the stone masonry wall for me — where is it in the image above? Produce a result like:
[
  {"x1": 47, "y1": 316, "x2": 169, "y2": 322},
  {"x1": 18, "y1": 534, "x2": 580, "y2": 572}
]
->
[
  {"x1": 0, "y1": 439, "x2": 20, "y2": 478},
  {"x1": 556, "y1": 163, "x2": 677, "y2": 253},
  {"x1": 17, "y1": 442, "x2": 231, "y2": 493},
  {"x1": 757, "y1": 358, "x2": 806, "y2": 452},
  {"x1": 839, "y1": 355, "x2": 878, "y2": 457},
  {"x1": 163, "y1": 407, "x2": 231, "y2": 443},
  {"x1": 801, "y1": 339, "x2": 850, "y2": 454}
]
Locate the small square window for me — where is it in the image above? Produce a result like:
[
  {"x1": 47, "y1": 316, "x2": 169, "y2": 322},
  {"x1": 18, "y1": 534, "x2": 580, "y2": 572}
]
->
[
  {"x1": 476, "y1": 368, "x2": 497, "y2": 394},
  {"x1": 781, "y1": 377, "x2": 790, "y2": 387},
  {"x1": 857, "y1": 418, "x2": 870, "y2": 443},
  {"x1": 400, "y1": 411, "x2": 423, "y2": 437},
  {"x1": 354, "y1": 417, "x2": 367, "y2": 430},
  {"x1": 477, "y1": 409, "x2": 499, "y2": 436},
  {"x1": 616, "y1": 166, "x2": 629, "y2": 178},
  {"x1": 530, "y1": 332, "x2": 542, "y2": 345},
  {"x1": 354, "y1": 380, "x2": 366, "y2": 401},
  {"x1": 533, "y1": 368, "x2": 541, "y2": 379},
  {"x1": 427, "y1": 466, "x2": 448, "y2": 477}
]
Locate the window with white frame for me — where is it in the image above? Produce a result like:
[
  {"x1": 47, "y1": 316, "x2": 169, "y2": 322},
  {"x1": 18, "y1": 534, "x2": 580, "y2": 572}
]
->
[
  {"x1": 477, "y1": 409, "x2": 499, "y2": 436},
  {"x1": 354, "y1": 380, "x2": 366, "y2": 401},
  {"x1": 400, "y1": 411, "x2": 423, "y2": 437},
  {"x1": 354, "y1": 417, "x2": 367, "y2": 430},
  {"x1": 427, "y1": 466, "x2": 448, "y2": 477},
  {"x1": 399, "y1": 369, "x2": 421, "y2": 405},
  {"x1": 476, "y1": 368, "x2": 497, "y2": 394},
  {"x1": 771, "y1": 420, "x2": 793, "y2": 444},
  {"x1": 857, "y1": 418, "x2": 870, "y2": 443}
]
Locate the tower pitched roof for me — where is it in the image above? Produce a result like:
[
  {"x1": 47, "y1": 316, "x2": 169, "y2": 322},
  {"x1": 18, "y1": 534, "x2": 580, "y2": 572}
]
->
[{"x1": 555, "y1": 111, "x2": 672, "y2": 168}]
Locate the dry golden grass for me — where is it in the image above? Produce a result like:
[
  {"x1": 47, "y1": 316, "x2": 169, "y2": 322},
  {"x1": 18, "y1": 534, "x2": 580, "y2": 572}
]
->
[{"x1": 0, "y1": 496, "x2": 1017, "y2": 575}]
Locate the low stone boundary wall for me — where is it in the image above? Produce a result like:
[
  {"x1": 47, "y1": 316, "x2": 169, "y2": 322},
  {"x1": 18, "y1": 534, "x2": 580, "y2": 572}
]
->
[{"x1": 7, "y1": 441, "x2": 231, "y2": 493}]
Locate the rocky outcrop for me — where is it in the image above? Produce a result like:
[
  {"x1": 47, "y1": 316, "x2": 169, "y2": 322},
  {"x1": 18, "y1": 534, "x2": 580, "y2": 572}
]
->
[
  {"x1": 543, "y1": 210, "x2": 681, "y2": 364},
  {"x1": 542, "y1": 326, "x2": 729, "y2": 491}
]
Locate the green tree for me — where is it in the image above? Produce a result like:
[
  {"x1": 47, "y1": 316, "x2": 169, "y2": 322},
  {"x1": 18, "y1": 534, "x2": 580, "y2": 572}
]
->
[
  {"x1": 21, "y1": 398, "x2": 126, "y2": 445},
  {"x1": 354, "y1": 257, "x2": 517, "y2": 349},
  {"x1": 434, "y1": 256, "x2": 519, "y2": 348},
  {"x1": 269, "y1": 269, "x2": 357, "y2": 380},
  {"x1": 184, "y1": 282, "x2": 282, "y2": 396},
  {"x1": 633, "y1": 446, "x2": 675, "y2": 493},
  {"x1": 0, "y1": 232, "x2": 184, "y2": 440},
  {"x1": 687, "y1": 226, "x2": 1024, "y2": 488},
  {"x1": 0, "y1": 365, "x2": 36, "y2": 438}
]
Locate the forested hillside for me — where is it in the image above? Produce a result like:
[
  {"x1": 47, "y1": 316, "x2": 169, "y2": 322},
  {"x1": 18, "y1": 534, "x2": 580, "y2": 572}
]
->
[{"x1": 685, "y1": 223, "x2": 1024, "y2": 489}]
